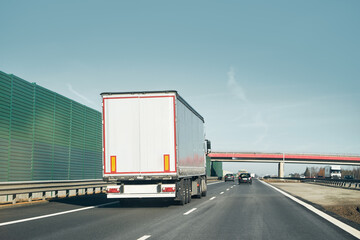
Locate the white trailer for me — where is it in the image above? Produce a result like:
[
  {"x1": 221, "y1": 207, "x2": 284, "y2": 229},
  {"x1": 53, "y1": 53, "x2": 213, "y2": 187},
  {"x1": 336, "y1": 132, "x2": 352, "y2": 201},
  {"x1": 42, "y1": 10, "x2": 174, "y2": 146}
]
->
[
  {"x1": 101, "y1": 91, "x2": 208, "y2": 205},
  {"x1": 324, "y1": 165, "x2": 341, "y2": 179}
]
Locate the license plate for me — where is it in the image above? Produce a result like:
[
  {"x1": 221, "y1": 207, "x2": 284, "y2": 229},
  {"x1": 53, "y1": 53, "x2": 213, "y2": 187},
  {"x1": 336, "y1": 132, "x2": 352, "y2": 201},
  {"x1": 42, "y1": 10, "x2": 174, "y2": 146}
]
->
[{"x1": 242, "y1": 178, "x2": 247, "y2": 180}]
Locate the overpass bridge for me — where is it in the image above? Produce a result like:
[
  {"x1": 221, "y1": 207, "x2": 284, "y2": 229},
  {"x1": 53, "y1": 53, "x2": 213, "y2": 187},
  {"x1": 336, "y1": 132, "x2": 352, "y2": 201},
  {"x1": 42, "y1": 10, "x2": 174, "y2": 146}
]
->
[{"x1": 208, "y1": 152, "x2": 360, "y2": 178}]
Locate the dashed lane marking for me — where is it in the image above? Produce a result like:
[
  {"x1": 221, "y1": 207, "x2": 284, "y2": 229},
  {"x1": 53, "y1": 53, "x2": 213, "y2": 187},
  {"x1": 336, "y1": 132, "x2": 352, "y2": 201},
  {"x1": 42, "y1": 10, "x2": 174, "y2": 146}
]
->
[
  {"x1": 137, "y1": 235, "x2": 151, "y2": 240},
  {"x1": 220, "y1": 192, "x2": 224, "y2": 195},
  {"x1": 207, "y1": 182, "x2": 222, "y2": 185},
  {"x1": 209, "y1": 197, "x2": 216, "y2": 201},
  {"x1": 183, "y1": 208, "x2": 197, "y2": 215}
]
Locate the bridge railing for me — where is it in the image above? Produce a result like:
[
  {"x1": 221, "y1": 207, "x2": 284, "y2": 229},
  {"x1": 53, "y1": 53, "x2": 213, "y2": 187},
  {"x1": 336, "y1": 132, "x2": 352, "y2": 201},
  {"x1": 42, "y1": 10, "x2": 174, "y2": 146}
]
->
[{"x1": 0, "y1": 180, "x2": 107, "y2": 205}]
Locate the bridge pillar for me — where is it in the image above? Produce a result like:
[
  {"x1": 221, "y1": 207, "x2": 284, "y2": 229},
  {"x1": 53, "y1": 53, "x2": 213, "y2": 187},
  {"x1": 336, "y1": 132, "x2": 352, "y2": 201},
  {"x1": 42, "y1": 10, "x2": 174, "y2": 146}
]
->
[{"x1": 278, "y1": 162, "x2": 284, "y2": 178}]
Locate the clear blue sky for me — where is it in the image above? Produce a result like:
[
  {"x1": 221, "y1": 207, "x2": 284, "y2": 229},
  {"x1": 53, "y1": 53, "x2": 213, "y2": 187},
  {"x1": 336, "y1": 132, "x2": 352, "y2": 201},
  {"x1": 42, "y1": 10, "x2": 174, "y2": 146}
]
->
[{"x1": 1, "y1": 0, "x2": 359, "y2": 176}]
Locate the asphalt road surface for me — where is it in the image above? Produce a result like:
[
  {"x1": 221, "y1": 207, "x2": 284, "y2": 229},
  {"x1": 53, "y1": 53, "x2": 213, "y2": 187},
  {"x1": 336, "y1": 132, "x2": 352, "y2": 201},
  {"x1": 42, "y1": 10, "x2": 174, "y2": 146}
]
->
[{"x1": 0, "y1": 179, "x2": 358, "y2": 240}]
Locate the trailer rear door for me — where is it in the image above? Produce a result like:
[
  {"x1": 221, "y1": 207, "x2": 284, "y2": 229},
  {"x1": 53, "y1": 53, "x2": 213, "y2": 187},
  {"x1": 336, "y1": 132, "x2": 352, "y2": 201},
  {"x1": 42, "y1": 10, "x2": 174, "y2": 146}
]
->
[{"x1": 103, "y1": 94, "x2": 176, "y2": 175}]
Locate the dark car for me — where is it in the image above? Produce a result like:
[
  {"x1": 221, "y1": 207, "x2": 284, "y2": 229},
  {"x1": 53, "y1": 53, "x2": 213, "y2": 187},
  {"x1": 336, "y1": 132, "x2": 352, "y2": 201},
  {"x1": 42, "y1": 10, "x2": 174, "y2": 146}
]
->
[
  {"x1": 224, "y1": 173, "x2": 235, "y2": 182},
  {"x1": 238, "y1": 173, "x2": 252, "y2": 184},
  {"x1": 344, "y1": 175, "x2": 354, "y2": 180}
]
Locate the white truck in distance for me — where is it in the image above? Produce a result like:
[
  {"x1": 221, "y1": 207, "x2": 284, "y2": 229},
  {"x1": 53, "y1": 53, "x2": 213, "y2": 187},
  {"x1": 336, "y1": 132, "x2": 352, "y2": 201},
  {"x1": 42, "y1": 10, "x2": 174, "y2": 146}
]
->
[
  {"x1": 324, "y1": 165, "x2": 341, "y2": 179},
  {"x1": 101, "y1": 91, "x2": 208, "y2": 205}
]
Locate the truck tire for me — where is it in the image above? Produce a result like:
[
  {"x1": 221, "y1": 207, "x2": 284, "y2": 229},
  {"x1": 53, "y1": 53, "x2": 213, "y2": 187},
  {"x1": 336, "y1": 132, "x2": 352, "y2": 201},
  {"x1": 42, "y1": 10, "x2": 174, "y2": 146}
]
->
[
  {"x1": 187, "y1": 179, "x2": 192, "y2": 203},
  {"x1": 201, "y1": 177, "x2": 207, "y2": 197},
  {"x1": 184, "y1": 179, "x2": 189, "y2": 204},
  {"x1": 177, "y1": 179, "x2": 186, "y2": 205},
  {"x1": 197, "y1": 181, "x2": 202, "y2": 198}
]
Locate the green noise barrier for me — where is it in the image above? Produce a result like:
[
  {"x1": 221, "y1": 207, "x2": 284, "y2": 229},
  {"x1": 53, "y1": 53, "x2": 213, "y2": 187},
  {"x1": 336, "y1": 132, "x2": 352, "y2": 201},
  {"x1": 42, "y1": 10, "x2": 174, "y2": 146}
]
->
[{"x1": 0, "y1": 71, "x2": 102, "y2": 182}]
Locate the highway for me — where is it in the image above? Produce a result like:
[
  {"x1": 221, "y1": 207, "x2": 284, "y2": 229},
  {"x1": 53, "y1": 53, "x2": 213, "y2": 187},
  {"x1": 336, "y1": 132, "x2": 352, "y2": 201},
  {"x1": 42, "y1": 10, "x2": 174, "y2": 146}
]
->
[{"x1": 0, "y1": 179, "x2": 358, "y2": 240}]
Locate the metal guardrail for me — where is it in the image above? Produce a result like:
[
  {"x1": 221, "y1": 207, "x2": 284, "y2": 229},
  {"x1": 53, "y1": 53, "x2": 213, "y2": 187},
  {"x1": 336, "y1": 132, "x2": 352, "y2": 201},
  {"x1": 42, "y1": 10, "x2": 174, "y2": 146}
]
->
[
  {"x1": 304, "y1": 178, "x2": 360, "y2": 190},
  {"x1": 262, "y1": 177, "x2": 360, "y2": 190},
  {"x1": 0, "y1": 180, "x2": 107, "y2": 205}
]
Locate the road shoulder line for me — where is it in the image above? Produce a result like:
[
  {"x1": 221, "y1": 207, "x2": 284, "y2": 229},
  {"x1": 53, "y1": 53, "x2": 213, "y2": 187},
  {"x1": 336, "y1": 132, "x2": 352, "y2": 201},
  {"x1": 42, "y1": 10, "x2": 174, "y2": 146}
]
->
[{"x1": 261, "y1": 180, "x2": 360, "y2": 239}]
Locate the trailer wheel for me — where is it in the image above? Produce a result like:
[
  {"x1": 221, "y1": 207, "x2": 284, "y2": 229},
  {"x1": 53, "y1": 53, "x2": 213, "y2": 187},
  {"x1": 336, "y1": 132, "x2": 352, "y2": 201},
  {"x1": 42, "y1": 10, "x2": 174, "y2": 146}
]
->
[
  {"x1": 184, "y1": 179, "x2": 189, "y2": 204},
  {"x1": 197, "y1": 181, "x2": 202, "y2": 198},
  {"x1": 187, "y1": 179, "x2": 192, "y2": 203},
  {"x1": 177, "y1": 179, "x2": 186, "y2": 205},
  {"x1": 201, "y1": 177, "x2": 207, "y2": 197}
]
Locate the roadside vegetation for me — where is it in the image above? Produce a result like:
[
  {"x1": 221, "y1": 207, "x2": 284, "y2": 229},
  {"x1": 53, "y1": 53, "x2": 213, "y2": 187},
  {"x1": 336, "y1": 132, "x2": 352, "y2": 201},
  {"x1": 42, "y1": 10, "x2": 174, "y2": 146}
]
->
[{"x1": 288, "y1": 167, "x2": 360, "y2": 179}]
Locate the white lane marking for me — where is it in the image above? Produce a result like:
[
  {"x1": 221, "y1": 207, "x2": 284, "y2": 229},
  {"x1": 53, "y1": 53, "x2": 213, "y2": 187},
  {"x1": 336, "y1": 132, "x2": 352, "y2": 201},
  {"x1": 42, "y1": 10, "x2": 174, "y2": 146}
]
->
[
  {"x1": 183, "y1": 208, "x2": 197, "y2": 215},
  {"x1": 261, "y1": 181, "x2": 360, "y2": 239},
  {"x1": 137, "y1": 235, "x2": 151, "y2": 240},
  {"x1": 220, "y1": 192, "x2": 224, "y2": 195},
  {"x1": 0, "y1": 201, "x2": 118, "y2": 227},
  {"x1": 226, "y1": 188, "x2": 230, "y2": 191},
  {"x1": 207, "y1": 182, "x2": 222, "y2": 185},
  {"x1": 209, "y1": 197, "x2": 216, "y2": 201},
  {"x1": 231, "y1": 186, "x2": 234, "y2": 189}
]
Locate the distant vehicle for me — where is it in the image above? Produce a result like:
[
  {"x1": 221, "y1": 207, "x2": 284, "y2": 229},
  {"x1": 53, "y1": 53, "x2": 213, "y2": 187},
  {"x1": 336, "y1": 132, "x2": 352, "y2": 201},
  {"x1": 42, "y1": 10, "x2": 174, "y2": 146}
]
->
[
  {"x1": 325, "y1": 165, "x2": 341, "y2": 179},
  {"x1": 300, "y1": 175, "x2": 305, "y2": 179},
  {"x1": 224, "y1": 174, "x2": 235, "y2": 182},
  {"x1": 238, "y1": 173, "x2": 252, "y2": 184},
  {"x1": 344, "y1": 175, "x2": 354, "y2": 180}
]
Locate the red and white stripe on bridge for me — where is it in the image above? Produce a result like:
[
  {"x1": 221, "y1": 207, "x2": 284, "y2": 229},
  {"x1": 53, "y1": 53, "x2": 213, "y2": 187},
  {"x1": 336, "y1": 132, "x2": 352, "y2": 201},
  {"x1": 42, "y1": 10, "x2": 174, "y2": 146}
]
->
[{"x1": 208, "y1": 152, "x2": 360, "y2": 165}]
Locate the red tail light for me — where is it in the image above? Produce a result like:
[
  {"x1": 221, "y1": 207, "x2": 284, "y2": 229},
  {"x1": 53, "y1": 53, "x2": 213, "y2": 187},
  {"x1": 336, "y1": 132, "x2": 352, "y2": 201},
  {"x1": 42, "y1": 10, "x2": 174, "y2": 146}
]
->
[
  {"x1": 162, "y1": 187, "x2": 176, "y2": 192},
  {"x1": 107, "y1": 188, "x2": 120, "y2": 193}
]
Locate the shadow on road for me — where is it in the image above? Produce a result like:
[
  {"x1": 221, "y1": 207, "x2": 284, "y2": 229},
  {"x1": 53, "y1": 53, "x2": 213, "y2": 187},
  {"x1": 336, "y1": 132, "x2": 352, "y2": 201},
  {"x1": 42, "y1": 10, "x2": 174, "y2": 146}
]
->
[
  {"x1": 49, "y1": 193, "x2": 175, "y2": 208},
  {"x1": 104, "y1": 198, "x2": 175, "y2": 208}
]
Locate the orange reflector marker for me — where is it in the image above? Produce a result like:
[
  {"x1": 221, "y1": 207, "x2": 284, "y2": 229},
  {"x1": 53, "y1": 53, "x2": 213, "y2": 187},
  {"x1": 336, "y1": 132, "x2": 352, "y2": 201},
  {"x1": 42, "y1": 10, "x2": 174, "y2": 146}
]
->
[
  {"x1": 164, "y1": 154, "x2": 170, "y2": 172},
  {"x1": 111, "y1": 156, "x2": 116, "y2": 173}
]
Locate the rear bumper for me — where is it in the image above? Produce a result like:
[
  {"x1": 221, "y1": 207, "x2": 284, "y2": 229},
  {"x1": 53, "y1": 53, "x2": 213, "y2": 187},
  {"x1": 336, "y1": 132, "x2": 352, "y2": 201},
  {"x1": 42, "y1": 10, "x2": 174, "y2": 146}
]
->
[
  {"x1": 107, "y1": 193, "x2": 175, "y2": 198},
  {"x1": 106, "y1": 183, "x2": 176, "y2": 198},
  {"x1": 238, "y1": 179, "x2": 252, "y2": 183}
]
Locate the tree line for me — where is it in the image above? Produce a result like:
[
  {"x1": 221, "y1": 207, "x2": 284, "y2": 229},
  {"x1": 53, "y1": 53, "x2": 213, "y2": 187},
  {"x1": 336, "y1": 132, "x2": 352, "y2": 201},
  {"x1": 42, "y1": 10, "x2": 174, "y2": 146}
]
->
[{"x1": 302, "y1": 167, "x2": 360, "y2": 179}]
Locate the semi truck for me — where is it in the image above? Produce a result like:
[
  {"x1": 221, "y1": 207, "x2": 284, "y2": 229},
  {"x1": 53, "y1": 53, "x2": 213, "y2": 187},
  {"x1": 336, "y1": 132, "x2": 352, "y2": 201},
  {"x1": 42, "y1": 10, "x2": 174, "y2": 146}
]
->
[
  {"x1": 324, "y1": 165, "x2": 341, "y2": 179},
  {"x1": 101, "y1": 91, "x2": 209, "y2": 205}
]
